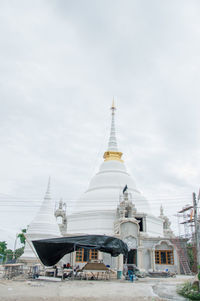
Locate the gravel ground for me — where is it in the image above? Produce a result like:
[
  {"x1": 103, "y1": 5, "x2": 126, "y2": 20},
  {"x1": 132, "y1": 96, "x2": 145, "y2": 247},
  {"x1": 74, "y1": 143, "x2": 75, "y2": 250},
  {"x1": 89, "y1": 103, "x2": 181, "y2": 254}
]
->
[{"x1": 0, "y1": 275, "x2": 193, "y2": 301}]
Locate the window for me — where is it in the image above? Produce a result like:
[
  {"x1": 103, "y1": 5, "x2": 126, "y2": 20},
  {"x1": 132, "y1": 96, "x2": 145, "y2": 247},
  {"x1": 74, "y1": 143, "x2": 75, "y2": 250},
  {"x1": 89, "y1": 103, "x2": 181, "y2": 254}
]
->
[
  {"x1": 76, "y1": 248, "x2": 98, "y2": 262},
  {"x1": 135, "y1": 217, "x2": 143, "y2": 231},
  {"x1": 76, "y1": 248, "x2": 84, "y2": 262},
  {"x1": 155, "y1": 250, "x2": 174, "y2": 265},
  {"x1": 90, "y1": 249, "x2": 98, "y2": 260}
]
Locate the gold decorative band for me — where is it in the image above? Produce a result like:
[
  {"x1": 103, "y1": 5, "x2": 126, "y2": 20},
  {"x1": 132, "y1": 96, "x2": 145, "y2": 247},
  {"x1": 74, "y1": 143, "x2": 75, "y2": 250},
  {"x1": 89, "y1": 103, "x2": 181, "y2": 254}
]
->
[{"x1": 103, "y1": 151, "x2": 123, "y2": 162}]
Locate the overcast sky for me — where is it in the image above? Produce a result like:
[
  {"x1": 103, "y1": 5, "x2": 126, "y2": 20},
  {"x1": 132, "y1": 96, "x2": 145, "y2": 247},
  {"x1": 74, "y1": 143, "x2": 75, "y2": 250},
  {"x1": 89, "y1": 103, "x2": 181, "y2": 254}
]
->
[{"x1": 0, "y1": 0, "x2": 200, "y2": 248}]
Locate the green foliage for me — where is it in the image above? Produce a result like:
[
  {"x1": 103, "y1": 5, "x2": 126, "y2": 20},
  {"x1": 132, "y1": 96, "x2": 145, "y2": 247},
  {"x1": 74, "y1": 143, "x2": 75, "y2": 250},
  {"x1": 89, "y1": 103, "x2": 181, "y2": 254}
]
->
[
  {"x1": 0, "y1": 228, "x2": 27, "y2": 264},
  {"x1": 0, "y1": 239, "x2": 25, "y2": 263},
  {"x1": 177, "y1": 282, "x2": 200, "y2": 300},
  {"x1": 0, "y1": 241, "x2": 7, "y2": 255},
  {"x1": 17, "y1": 229, "x2": 26, "y2": 245},
  {"x1": 5, "y1": 249, "x2": 13, "y2": 261},
  {"x1": 187, "y1": 244, "x2": 194, "y2": 270},
  {"x1": 14, "y1": 247, "x2": 24, "y2": 259},
  {"x1": 198, "y1": 265, "x2": 200, "y2": 281},
  {"x1": 0, "y1": 241, "x2": 7, "y2": 262}
]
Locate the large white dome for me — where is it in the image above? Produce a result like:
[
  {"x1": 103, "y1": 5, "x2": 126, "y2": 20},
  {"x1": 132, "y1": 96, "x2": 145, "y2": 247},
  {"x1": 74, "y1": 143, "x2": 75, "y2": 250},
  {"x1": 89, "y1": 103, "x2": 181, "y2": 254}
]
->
[{"x1": 72, "y1": 160, "x2": 151, "y2": 214}]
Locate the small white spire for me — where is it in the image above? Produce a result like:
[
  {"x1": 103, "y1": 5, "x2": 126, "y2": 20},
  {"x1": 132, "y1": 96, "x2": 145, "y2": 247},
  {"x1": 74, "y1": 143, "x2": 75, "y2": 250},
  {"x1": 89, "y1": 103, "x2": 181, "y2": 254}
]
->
[
  {"x1": 59, "y1": 198, "x2": 63, "y2": 209},
  {"x1": 108, "y1": 98, "x2": 118, "y2": 151},
  {"x1": 44, "y1": 176, "x2": 51, "y2": 199},
  {"x1": 160, "y1": 205, "x2": 164, "y2": 216}
]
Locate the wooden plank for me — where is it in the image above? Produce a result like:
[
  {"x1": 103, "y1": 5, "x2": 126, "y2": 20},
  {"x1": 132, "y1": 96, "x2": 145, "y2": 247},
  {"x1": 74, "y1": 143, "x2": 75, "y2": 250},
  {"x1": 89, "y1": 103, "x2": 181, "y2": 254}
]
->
[{"x1": 38, "y1": 276, "x2": 61, "y2": 282}]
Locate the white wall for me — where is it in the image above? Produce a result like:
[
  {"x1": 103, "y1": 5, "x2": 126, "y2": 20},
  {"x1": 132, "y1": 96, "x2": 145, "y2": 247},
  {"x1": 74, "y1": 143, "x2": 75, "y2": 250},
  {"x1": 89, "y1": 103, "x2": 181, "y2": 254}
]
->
[
  {"x1": 67, "y1": 210, "x2": 115, "y2": 235},
  {"x1": 145, "y1": 215, "x2": 163, "y2": 237}
]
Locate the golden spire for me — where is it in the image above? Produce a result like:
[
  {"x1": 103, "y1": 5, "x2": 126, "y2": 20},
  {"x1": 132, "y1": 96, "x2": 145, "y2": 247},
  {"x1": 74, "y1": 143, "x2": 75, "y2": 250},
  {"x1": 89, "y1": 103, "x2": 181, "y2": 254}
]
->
[{"x1": 103, "y1": 100, "x2": 123, "y2": 162}]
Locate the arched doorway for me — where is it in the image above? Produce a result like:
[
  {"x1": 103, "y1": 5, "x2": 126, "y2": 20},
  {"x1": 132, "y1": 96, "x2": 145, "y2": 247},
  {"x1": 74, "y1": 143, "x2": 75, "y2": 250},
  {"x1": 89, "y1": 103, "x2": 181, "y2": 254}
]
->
[{"x1": 123, "y1": 236, "x2": 138, "y2": 266}]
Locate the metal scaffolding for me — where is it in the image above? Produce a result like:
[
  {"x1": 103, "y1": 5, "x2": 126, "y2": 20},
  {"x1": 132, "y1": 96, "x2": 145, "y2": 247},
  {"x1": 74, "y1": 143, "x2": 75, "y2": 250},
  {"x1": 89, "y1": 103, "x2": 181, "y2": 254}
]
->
[
  {"x1": 175, "y1": 196, "x2": 200, "y2": 273},
  {"x1": 178, "y1": 204, "x2": 195, "y2": 240}
]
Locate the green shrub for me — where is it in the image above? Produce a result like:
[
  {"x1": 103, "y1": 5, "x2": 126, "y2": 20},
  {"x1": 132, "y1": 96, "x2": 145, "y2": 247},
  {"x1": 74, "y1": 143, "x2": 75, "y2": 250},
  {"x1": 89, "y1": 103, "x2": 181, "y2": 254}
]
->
[{"x1": 177, "y1": 282, "x2": 200, "y2": 300}]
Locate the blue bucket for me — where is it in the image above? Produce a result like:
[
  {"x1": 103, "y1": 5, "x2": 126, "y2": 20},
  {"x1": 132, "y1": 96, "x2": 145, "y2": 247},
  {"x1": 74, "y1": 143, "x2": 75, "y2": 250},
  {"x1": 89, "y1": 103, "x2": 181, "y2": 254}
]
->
[{"x1": 117, "y1": 270, "x2": 122, "y2": 279}]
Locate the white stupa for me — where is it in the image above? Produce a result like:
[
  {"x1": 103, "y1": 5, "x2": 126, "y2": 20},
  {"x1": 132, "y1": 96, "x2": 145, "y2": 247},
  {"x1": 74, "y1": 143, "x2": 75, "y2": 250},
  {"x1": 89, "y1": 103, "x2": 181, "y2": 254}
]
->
[
  {"x1": 20, "y1": 178, "x2": 61, "y2": 263},
  {"x1": 67, "y1": 101, "x2": 156, "y2": 236},
  {"x1": 19, "y1": 103, "x2": 180, "y2": 274}
]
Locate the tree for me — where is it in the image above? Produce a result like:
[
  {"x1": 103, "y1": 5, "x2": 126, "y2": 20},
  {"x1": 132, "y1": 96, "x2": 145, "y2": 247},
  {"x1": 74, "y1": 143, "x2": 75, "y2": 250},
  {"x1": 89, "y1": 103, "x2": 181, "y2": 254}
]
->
[
  {"x1": 0, "y1": 241, "x2": 7, "y2": 263},
  {"x1": 14, "y1": 247, "x2": 24, "y2": 259},
  {"x1": 5, "y1": 249, "x2": 13, "y2": 262},
  {"x1": 0, "y1": 241, "x2": 7, "y2": 255},
  {"x1": 17, "y1": 229, "x2": 26, "y2": 245},
  {"x1": 0, "y1": 239, "x2": 25, "y2": 262}
]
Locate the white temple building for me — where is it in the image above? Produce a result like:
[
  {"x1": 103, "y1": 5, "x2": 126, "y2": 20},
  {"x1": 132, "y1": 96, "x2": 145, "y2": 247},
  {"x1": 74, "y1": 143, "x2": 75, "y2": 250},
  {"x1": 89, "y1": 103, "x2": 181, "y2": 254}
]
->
[{"x1": 21, "y1": 102, "x2": 189, "y2": 274}]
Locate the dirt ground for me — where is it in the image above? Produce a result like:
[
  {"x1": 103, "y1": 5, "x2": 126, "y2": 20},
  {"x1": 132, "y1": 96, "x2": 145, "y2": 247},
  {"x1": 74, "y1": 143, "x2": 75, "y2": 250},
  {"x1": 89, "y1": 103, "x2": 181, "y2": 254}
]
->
[{"x1": 0, "y1": 275, "x2": 192, "y2": 301}]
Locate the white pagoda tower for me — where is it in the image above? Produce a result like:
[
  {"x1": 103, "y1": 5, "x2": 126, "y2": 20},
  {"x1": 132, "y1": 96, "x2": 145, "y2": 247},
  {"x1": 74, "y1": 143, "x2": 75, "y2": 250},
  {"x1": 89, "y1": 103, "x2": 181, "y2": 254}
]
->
[
  {"x1": 20, "y1": 178, "x2": 61, "y2": 263},
  {"x1": 67, "y1": 101, "x2": 162, "y2": 237},
  {"x1": 66, "y1": 102, "x2": 180, "y2": 274}
]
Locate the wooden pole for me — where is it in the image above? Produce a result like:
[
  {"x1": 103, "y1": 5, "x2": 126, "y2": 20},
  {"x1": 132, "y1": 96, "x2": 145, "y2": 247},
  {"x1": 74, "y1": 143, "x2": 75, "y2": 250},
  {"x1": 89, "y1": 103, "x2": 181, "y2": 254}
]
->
[
  {"x1": 24, "y1": 234, "x2": 45, "y2": 269},
  {"x1": 193, "y1": 193, "x2": 200, "y2": 290}
]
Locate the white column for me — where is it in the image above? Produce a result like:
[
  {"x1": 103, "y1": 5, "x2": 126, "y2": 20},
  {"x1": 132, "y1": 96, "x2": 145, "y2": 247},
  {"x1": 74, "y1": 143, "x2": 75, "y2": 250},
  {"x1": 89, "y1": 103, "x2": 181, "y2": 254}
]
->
[
  {"x1": 98, "y1": 251, "x2": 103, "y2": 261},
  {"x1": 137, "y1": 247, "x2": 143, "y2": 269},
  {"x1": 151, "y1": 248, "x2": 155, "y2": 271},
  {"x1": 117, "y1": 254, "x2": 124, "y2": 271},
  {"x1": 71, "y1": 252, "x2": 76, "y2": 267}
]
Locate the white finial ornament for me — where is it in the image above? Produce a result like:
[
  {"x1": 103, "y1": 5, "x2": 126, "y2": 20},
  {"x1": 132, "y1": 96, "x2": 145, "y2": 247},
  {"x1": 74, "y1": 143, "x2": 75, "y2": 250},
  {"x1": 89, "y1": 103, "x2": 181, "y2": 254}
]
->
[
  {"x1": 108, "y1": 98, "x2": 118, "y2": 151},
  {"x1": 59, "y1": 198, "x2": 63, "y2": 209},
  {"x1": 160, "y1": 205, "x2": 164, "y2": 216}
]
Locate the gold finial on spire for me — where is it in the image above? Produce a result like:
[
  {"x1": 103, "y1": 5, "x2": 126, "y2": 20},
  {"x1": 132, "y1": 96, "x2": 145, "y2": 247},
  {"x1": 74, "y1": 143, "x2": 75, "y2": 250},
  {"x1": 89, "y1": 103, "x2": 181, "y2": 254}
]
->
[
  {"x1": 103, "y1": 99, "x2": 123, "y2": 162},
  {"x1": 111, "y1": 98, "x2": 116, "y2": 111}
]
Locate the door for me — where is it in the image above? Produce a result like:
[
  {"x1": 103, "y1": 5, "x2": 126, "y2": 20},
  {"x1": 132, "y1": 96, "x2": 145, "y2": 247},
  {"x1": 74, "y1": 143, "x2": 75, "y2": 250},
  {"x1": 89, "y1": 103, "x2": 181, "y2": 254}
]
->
[{"x1": 127, "y1": 249, "x2": 137, "y2": 265}]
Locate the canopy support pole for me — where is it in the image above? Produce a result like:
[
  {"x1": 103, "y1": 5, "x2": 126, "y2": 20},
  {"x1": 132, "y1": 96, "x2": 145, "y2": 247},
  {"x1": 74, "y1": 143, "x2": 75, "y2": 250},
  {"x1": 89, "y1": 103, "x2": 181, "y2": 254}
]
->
[
  {"x1": 73, "y1": 244, "x2": 75, "y2": 280},
  {"x1": 24, "y1": 234, "x2": 45, "y2": 275}
]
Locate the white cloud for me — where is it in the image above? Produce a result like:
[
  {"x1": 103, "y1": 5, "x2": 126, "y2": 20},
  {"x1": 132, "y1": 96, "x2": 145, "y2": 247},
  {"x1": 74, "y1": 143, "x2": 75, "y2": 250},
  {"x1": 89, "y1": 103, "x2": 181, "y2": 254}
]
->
[{"x1": 0, "y1": 0, "x2": 200, "y2": 247}]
